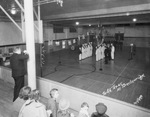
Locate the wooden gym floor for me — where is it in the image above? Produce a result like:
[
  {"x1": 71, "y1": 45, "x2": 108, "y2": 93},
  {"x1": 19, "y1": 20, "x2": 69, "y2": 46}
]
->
[
  {"x1": 0, "y1": 45, "x2": 149, "y2": 117},
  {"x1": 40, "y1": 46, "x2": 150, "y2": 109}
]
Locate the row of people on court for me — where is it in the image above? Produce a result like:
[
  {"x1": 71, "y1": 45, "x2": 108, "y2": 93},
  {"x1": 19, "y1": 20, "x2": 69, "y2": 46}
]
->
[
  {"x1": 96, "y1": 43, "x2": 115, "y2": 64},
  {"x1": 79, "y1": 42, "x2": 93, "y2": 60},
  {"x1": 10, "y1": 86, "x2": 109, "y2": 117}
]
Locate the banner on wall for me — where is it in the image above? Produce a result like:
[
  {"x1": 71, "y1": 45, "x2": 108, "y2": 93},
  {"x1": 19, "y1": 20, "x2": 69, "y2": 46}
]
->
[
  {"x1": 55, "y1": 41, "x2": 60, "y2": 46},
  {"x1": 73, "y1": 39, "x2": 76, "y2": 43},
  {"x1": 48, "y1": 40, "x2": 53, "y2": 45},
  {"x1": 82, "y1": 35, "x2": 85, "y2": 39},
  {"x1": 68, "y1": 40, "x2": 72, "y2": 45},
  {"x1": 62, "y1": 41, "x2": 66, "y2": 48}
]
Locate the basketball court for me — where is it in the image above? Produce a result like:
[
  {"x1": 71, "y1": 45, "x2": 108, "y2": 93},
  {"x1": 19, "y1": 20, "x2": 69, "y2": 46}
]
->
[{"x1": 39, "y1": 45, "x2": 150, "y2": 109}]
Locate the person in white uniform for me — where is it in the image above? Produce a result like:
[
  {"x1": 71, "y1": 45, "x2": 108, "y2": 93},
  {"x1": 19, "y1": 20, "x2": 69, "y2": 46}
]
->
[{"x1": 111, "y1": 43, "x2": 115, "y2": 60}]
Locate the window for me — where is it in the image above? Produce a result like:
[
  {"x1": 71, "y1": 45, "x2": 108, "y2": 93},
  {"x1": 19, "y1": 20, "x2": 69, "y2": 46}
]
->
[
  {"x1": 8, "y1": 48, "x2": 13, "y2": 53},
  {"x1": 53, "y1": 24, "x2": 64, "y2": 33},
  {"x1": 69, "y1": 27, "x2": 77, "y2": 33}
]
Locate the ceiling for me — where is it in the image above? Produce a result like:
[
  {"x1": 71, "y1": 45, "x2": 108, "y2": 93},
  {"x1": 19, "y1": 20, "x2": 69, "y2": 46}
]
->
[
  {"x1": 0, "y1": 0, "x2": 150, "y2": 26},
  {"x1": 49, "y1": 13, "x2": 150, "y2": 27}
]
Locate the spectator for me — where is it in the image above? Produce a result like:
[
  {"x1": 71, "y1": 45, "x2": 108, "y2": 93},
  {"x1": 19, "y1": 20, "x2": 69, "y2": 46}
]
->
[
  {"x1": 47, "y1": 88, "x2": 59, "y2": 117},
  {"x1": 128, "y1": 43, "x2": 134, "y2": 60},
  {"x1": 58, "y1": 99, "x2": 74, "y2": 117},
  {"x1": 91, "y1": 103, "x2": 109, "y2": 117},
  {"x1": 18, "y1": 89, "x2": 48, "y2": 117},
  {"x1": 10, "y1": 47, "x2": 29, "y2": 102},
  {"x1": 10, "y1": 86, "x2": 31, "y2": 117},
  {"x1": 78, "y1": 102, "x2": 90, "y2": 117},
  {"x1": 104, "y1": 44, "x2": 109, "y2": 64}
]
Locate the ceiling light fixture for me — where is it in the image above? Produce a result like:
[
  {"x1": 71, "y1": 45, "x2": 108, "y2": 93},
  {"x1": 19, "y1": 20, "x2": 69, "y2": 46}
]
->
[
  {"x1": 8, "y1": 2, "x2": 19, "y2": 15},
  {"x1": 10, "y1": 8, "x2": 17, "y2": 15},
  {"x1": 133, "y1": 18, "x2": 137, "y2": 22},
  {"x1": 75, "y1": 22, "x2": 79, "y2": 25}
]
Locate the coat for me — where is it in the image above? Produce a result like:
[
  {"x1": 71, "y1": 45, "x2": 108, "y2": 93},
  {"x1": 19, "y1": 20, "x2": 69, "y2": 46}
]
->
[
  {"x1": 10, "y1": 53, "x2": 29, "y2": 77},
  {"x1": 18, "y1": 100, "x2": 47, "y2": 117},
  {"x1": 91, "y1": 112, "x2": 109, "y2": 117},
  {"x1": 47, "y1": 97, "x2": 58, "y2": 117},
  {"x1": 10, "y1": 97, "x2": 26, "y2": 117}
]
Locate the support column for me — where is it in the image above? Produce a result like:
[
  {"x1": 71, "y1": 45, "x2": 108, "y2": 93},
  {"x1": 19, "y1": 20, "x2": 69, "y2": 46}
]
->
[
  {"x1": 21, "y1": 10, "x2": 25, "y2": 42},
  {"x1": 24, "y1": 0, "x2": 36, "y2": 89}
]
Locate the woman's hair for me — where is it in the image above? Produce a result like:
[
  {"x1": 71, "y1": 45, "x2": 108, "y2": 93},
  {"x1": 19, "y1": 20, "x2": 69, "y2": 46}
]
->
[
  {"x1": 30, "y1": 89, "x2": 40, "y2": 101},
  {"x1": 14, "y1": 47, "x2": 21, "y2": 52},
  {"x1": 81, "y1": 102, "x2": 89, "y2": 108},
  {"x1": 49, "y1": 88, "x2": 58, "y2": 98},
  {"x1": 19, "y1": 86, "x2": 31, "y2": 100}
]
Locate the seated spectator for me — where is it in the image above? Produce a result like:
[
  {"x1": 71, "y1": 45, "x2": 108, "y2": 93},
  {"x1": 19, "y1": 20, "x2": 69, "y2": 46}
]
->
[
  {"x1": 91, "y1": 103, "x2": 109, "y2": 117},
  {"x1": 18, "y1": 89, "x2": 48, "y2": 117},
  {"x1": 47, "y1": 88, "x2": 59, "y2": 117},
  {"x1": 10, "y1": 86, "x2": 31, "y2": 117},
  {"x1": 78, "y1": 102, "x2": 90, "y2": 117},
  {"x1": 58, "y1": 99, "x2": 74, "y2": 117}
]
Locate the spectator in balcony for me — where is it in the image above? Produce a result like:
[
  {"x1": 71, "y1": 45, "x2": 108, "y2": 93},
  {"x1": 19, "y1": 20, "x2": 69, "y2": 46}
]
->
[
  {"x1": 47, "y1": 88, "x2": 59, "y2": 117},
  {"x1": 58, "y1": 98, "x2": 74, "y2": 117},
  {"x1": 18, "y1": 89, "x2": 48, "y2": 117},
  {"x1": 11, "y1": 86, "x2": 31, "y2": 117},
  {"x1": 10, "y1": 47, "x2": 29, "y2": 102},
  {"x1": 78, "y1": 102, "x2": 90, "y2": 117},
  {"x1": 91, "y1": 103, "x2": 109, "y2": 117}
]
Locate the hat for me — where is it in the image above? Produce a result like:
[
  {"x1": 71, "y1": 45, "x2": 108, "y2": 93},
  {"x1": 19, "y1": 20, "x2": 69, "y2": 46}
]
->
[
  {"x1": 95, "y1": 103, "x2": 107, "y2": 115},
  {"x1": 59, "y1": 99, "x2": 70, "y2": 110}
]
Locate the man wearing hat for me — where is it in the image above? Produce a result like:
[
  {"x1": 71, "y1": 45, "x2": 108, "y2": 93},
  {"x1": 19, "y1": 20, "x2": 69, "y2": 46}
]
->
[
  {"x1": 57, "y1": 99, "x2": 74, "y2": 117},
  {"x1": 91, "y1": 103, "x2": 109, "y2": 117}
]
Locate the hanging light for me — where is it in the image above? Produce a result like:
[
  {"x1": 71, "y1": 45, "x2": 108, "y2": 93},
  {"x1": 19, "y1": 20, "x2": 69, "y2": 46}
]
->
[
  {"x1": 10, "y1": 8, "x2": 17, "y2": 15},
  {"x1": 75, "y1": 22, "x2": 79, "y2": 25},
  {"x1": 133, "y1": 18, "x2": 137, "y2": 22},
  {"x1": 9, "y1": 2, "x2": 18, "y2": 15}
]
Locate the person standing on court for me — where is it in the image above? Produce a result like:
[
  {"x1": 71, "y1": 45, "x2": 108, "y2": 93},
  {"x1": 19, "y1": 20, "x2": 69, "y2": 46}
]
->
[
  {"x1": 111, "y1": 43, "x2": 115, "y2": 60},
  {"x1": 10, "y1": 47, "x2": 29, "y2": 102},
  {"x1": 128, "y1": 43, "x2": 134, "y2": 60}
]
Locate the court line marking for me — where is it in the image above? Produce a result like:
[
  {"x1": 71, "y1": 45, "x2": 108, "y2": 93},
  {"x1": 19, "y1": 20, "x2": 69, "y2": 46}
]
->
[{"x1": 112, "y1": 61, "x2": 130, "y2": 85}]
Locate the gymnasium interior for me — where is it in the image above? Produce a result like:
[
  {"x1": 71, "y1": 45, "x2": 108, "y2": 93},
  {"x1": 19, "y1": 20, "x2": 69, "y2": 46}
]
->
[{"x1": 0, "y1": 0, "x2": 150, "y2": 117}]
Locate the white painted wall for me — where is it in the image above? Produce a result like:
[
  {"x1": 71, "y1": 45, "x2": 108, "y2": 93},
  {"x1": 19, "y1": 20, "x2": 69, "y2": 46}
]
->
[
  {"x1": 43, "y1": 26, "x2": 79, "y2": 41},
  {"x1": 124, "y1": 26, "x2": 150, "y2": 37},
  {"x1": 108, "y1": 25, "x2": 150, "y2": 37},
  {"x1": 0, "y1": 22, "x2": 149, "y2": 46},
  {"x1": 82, "y1": 25, "x2": 150, "y2": 37},
  {"x1": 82, "y1": 25, "x2": 150, "y2": 47},
  {"x1": 0, "y1": 22, "x2": 22, "y2": 46}
]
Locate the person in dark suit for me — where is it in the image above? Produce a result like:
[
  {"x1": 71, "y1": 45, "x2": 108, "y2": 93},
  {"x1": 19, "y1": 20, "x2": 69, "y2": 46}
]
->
[
  {"x1": 10, "y1": 47, "x2": 29, "y2": 102},
  {"x1": 104, "y1": 44, "x2": 109, "y2": 64},
  {"x1": 91, "y1": 103, "x2": 109, "y2": 117}
]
